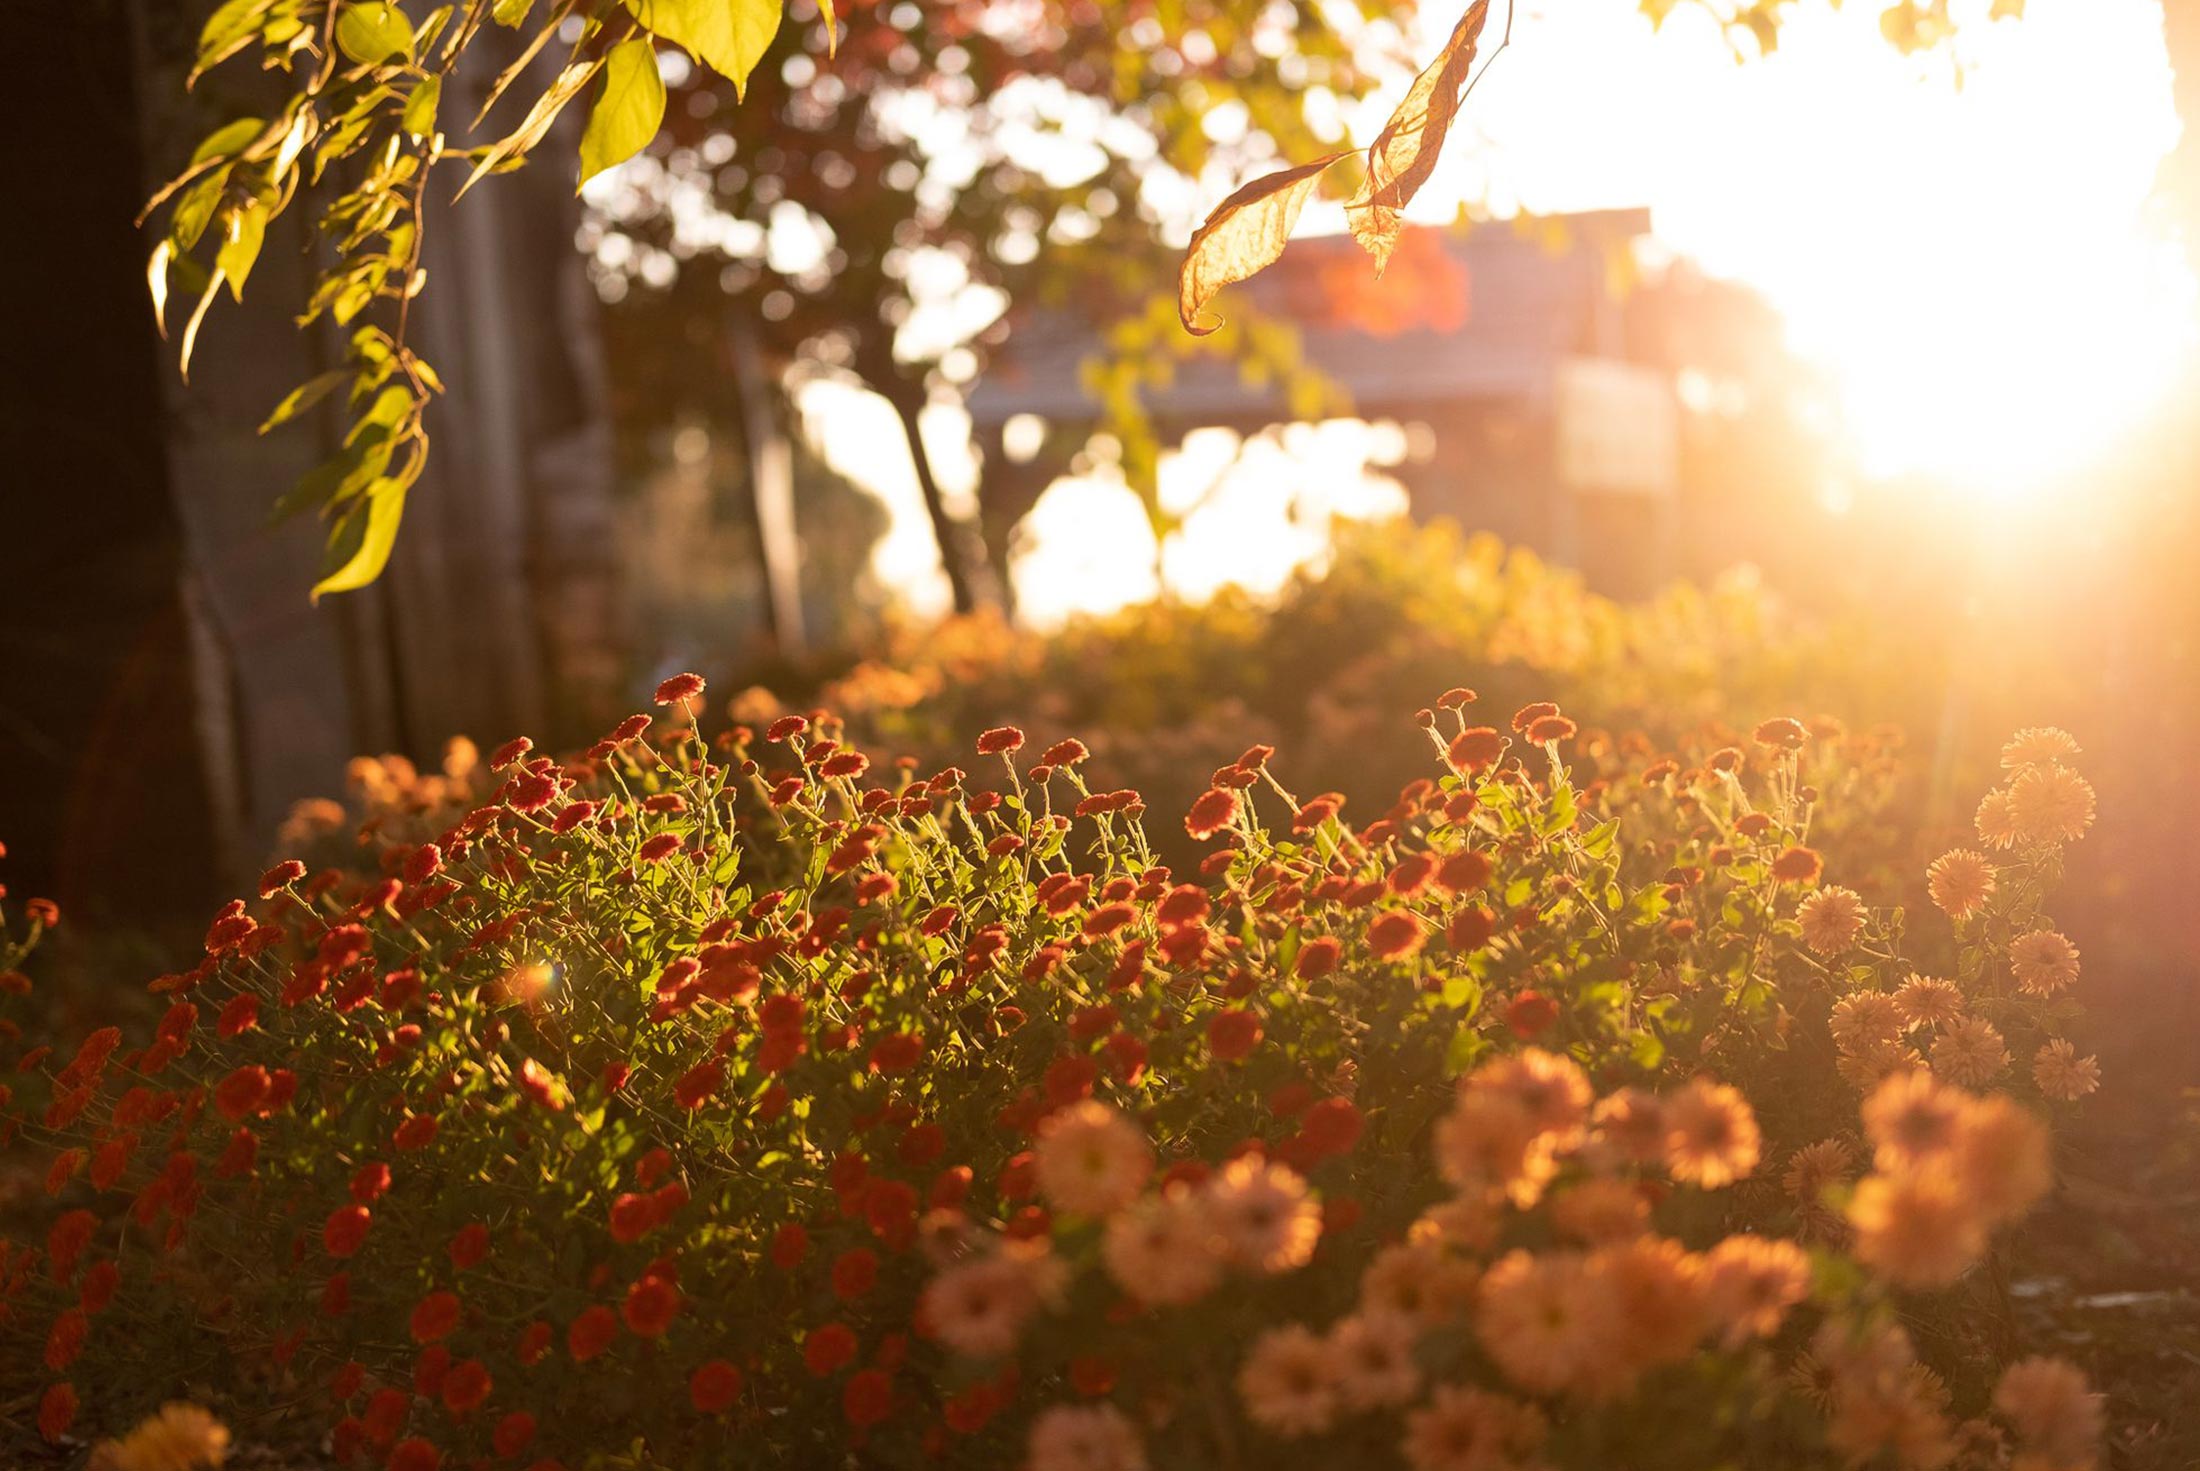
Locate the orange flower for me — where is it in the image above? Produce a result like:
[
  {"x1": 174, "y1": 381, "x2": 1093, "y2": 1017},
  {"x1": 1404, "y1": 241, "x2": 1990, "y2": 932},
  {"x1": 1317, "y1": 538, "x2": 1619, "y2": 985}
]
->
[
  {"x1": 1925, "y1": 848, "x2": 1995, "y2": 920},
  {"x1": 1663, "y1": 1079, "x2": 1760, "y2": 1189}
]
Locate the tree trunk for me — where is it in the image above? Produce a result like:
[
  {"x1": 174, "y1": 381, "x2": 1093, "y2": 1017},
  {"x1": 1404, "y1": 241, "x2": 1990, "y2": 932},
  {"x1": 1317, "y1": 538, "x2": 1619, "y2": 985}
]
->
[
  {"x1": 728, "y1": 317, "x2": 806, "y2": 651},
  {"x1": 887, "y1": 390, "x2": 991, "y2": 615}
]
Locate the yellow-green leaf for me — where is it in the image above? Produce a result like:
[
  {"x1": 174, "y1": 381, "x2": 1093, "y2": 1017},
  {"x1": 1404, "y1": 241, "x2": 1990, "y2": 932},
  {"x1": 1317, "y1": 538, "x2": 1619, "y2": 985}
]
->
[
  {"x1": 402, "y1": 75, "x2": 443, "y2": 138},
  {"x1": 148, "y1": 240, "x2": 174, "y2": 338},
  {"x1": 260, "y1": 370, "x2": 351, "y2": 434},
  {"x1": 336, "y1": 1, "x2": 416, "y2": 66},
  {"x1": 625, "y1": 0, "x2": 781, "y2": 100},
  {"x1": 313, "y1": 480, "x2": 409, "y2": 601},
  {"x1": 579, "y1": 38, "x2": 666, "y2": 188},
  {"x1": 217, "y1": 201, "x2": 269, "y2": 301}
]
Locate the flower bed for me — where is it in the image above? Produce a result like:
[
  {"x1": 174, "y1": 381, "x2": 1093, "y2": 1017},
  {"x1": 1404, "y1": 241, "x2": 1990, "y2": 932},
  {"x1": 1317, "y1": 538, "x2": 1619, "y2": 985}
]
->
[{"x1": 0, "y1": 676, "x2": 2105, "y2": 1470}]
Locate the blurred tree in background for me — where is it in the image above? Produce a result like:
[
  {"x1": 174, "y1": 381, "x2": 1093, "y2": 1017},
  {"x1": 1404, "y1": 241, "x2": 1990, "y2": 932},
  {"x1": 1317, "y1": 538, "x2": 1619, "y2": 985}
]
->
[{"x1": 588, "y1": 0, "x2": 1415, "y2": 614}]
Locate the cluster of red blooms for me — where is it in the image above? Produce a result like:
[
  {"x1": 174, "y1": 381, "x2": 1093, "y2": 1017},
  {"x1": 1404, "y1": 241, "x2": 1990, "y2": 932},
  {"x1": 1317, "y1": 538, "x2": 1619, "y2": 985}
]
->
[{"x1": 0, "y1": 680, "x2": 2102, "y2": 1470}]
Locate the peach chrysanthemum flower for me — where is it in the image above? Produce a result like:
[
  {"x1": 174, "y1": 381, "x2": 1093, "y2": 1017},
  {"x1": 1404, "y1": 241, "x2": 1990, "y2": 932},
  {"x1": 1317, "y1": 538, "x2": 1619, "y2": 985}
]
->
[
  {"x1": 1663, "y1": 1078, "x2": 1761, "y2": 1188},
  {"x1": 1359, "y1": 1240, "x2": 1479, "y2": 1326},
  {"x1": 2033, "y1": 1039, "x2": 2102, "y2": 1102},
  {"x1": 90, "y1": 1404, "x2": 231, "y2": 1471},
  {"x1": 1474, "y1": 1250, "x2": 1619, "y2": 1396},
  {"x1": 2009, "y1": 929, "x2": 2081, "y2": 996},
  {"x1": 1413, "y1": 1191, "x2": 1504, "y2": 1254},
  {"x1": 1812, "y1": 1315, "x2": 1917, "y2": 1395},
  {"x1": 1975, "y1": 788, "x2": 2021, "y2": 850},
  {"x1": 1587, "y1": 1088, "x2": 1667, "y2": 1167},
  {"x1": 1993, "y1": 1356, "x2": 2103, "y2": 1466},
  {"x1": 1848, "y1": 1170, "x2": 1987, "y2": 1288},
  {"x1": 1825, "y1": 1377, "x2": 1958, "y2": 1471},
  {"x1": 1861, "y1": 1071, "x2": 1968, "y2": 1172},
  {"x1": 1433, "y1": 1089, "x2": 1555, "y2": 1206},
  {"x1": 1837, "y1": 1036, "x2": 1926, "y2": 1090},
  {"x1": 1955, "y1": 1095, "x2": 2052, "y2": 1224},
  {"x1": 921, "y1": 1241, "x2": 1062, "y2": 1357},
  {"x1": 1925, "y1": 848, "x2": 1996, "y2": 922},
  {"x1": 1894, "y1": 975, "x2": 1965, "y2": 1029},
  {"x1": 1550, "y1": 1177, "x2": 1651, "y2": 1245},
  {"x1": 1400, "y1": 1385, "x2": 1548, "y2": 1471},
  {"x1": 1702, "y1": 1234, "x2": 1812, "y2": 1345},
  {"x1": 1797, "y1": 886, "x2": 1867, "y2": 955},
  {"x1": 1468, "y1": 1048, "x2": 1592, "y2": 1149},
  {"x1": 1829, "y1": 992, "x2": 1905, "y2": 1049},
  {"x1": 1027, "y1": 1402, "x2": 1147, "y2": 1471},
  {"x1": 2008, "y1": 764, "x2": 2096, "y2": 846},
  {"x1": 1101, "y1": 1189, "x2": 1222, "y2": 1306},
  {"x1": 1033, "y1": 1100, "x2": 1152, "y2": 1217},
  {"x1": 1593, "y1": 1235, "x2": 1710, "y2": 1377},
  {"x1": 1205, "y1": 1156, "x2": 1321, "y2": 1273},
  {"x1": 2000, "y1": 727, "x2": 2082, "y2": 770},
  {"x1": 1328, "y1": 1313, "x2": 1422, "y2": 1411},
  {"x1": 1931, "y1": 1016, "x2": 2010, "y2": 1087},
  {"x1": 1236, "y1": 1324, "x2": 1339, "y2": 1437},
  {"x1": 1783, "y1": 1138, "x2": 1857, "y2": 1209}
]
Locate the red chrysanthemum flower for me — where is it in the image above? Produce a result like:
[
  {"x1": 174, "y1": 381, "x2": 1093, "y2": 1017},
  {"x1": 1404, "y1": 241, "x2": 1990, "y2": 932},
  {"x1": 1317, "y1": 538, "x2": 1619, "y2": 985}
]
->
[
  {"x1": 1185, "y1": 787, "x2": 1238, "y2": 840},
  {"x1": 692, "y1": 1358, "x2": 745, "y2": 1412},
  {"x1": 1207, "y1": 1008, "x2": 1264, "y2": 1062},
  {"x1": 324, "y1": 1204, "x2": 372, "y2": 1258},
  {"x1": 1366, "y1": 910, "x2": 1428, "y2": 960},
  {"x1": 410, "y1": 1291, "x2": 462, "y2": 1344},
  {"x1": 567, "y1": 1305, "x2": 619, "y2": 1362},
  {"x1": 624, "y1": 1275, "x2": 682, "y2": 1337},
  {"x1": 1447, "y1": 727, "x2": 1505, "y2": 772},
  {"x1": 654, "y1": 672, "x2": 705, "y2": 705}
]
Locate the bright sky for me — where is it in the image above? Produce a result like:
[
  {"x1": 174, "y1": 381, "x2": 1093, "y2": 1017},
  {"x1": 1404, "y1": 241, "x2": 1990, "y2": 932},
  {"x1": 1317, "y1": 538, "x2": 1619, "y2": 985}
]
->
[{"x1": 799, "y1": 0, "x2": 2194, "y2": 625}]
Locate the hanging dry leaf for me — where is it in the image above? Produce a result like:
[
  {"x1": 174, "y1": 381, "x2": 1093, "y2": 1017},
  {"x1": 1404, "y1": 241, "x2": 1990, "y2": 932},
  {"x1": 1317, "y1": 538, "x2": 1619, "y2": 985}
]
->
[
  {"x1": 1177, "y1": 151, "x2": 1350, "y2": 335},
  {"x1": 1349, "y1": 0, "x2": 1491, "y2": 273}
]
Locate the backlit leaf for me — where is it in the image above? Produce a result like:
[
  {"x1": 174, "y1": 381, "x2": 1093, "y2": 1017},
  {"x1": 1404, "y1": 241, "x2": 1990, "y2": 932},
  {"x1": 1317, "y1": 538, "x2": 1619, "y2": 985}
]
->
[
  {"x1": 626, "y1": 0, "x2": 782, "y2": 100},
  {"x1": 313, "y1": 479, "x2": 409, "y2": 601},
  {"x1": 260, "y1": 370, "x2": 351, "y2": 435},
  {"x1": 1176, "y1": 151, "x2": 1349, "y2": 335},
  {"x1": 579, "y1": 38, "x2": 666, "y2": 188},
  {"x1": 336, "y1": 1, "x2": 416, "y2": 66},
  {"x1": 456, "y1": 57, "x2": 603, "y2": 198},
  {"x1": 402, "y1": 75, "x2": 443, "y2": 138},
  {"x1": 1349, "y1": 0, "x2": 1491, "y2": 272},
  {"x1": 216, "y1": 201, "x2": 269, "y2": 301}
]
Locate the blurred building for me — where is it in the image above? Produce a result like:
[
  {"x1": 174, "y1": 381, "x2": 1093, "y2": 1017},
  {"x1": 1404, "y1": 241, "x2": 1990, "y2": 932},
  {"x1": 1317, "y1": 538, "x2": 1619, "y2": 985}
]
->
[{"x1": 971, "y1": 208, "x2": 1829, "y2": 599}]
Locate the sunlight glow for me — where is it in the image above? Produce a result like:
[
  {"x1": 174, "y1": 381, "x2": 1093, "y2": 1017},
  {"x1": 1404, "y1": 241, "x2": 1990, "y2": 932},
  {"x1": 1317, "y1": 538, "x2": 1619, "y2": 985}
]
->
[{"x1": 1433, "y1": 0, "x2": 2195, "y2": 501}]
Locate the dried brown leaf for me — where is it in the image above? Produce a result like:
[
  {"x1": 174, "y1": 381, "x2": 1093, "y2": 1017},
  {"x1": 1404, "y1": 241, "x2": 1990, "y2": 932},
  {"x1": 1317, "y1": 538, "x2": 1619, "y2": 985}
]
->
[
  {"x1": 1177, "y1": 151, "x2": 1350, "y2": 335},
  {"x1": 1357, "y1": 0, "x2": 1491, "y2": 220}
]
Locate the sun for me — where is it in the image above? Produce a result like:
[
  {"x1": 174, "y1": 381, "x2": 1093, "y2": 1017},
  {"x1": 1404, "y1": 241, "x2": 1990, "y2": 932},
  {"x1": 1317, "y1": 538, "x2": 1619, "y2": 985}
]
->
[
  {"x1": 1453, "y1": 0, "x2": 2196, "y2": 505},
  {"x1": 1807, "y1": 219, "x2": 2195, "y2": 502}
]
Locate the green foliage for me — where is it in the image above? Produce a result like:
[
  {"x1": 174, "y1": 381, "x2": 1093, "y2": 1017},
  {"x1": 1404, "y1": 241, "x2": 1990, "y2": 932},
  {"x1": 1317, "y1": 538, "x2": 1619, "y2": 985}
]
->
[
  {"x1": 579, "y1": 37, "x2": 667, "y2": 187},
  {"x1": 143, "y1": 0, "x2": 780, "y2": 597}
]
